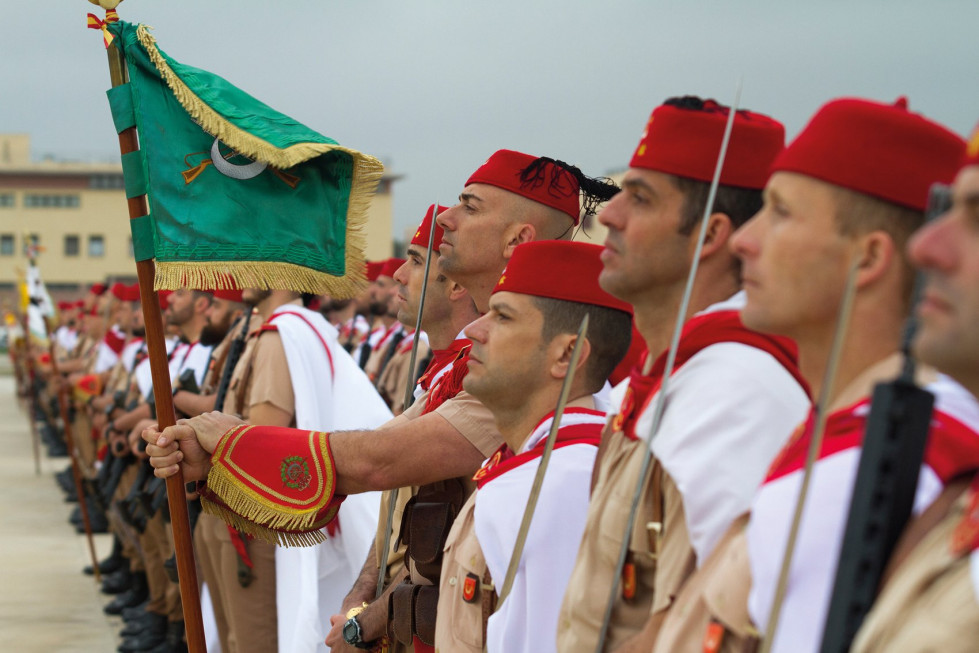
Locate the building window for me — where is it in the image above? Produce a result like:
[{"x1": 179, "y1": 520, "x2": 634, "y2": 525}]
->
[
  {"x1": 65, "y1": 235, "x2": 80, "y2": 257},
  {"x1": 90, "y1": 174, "x2": 125, "y2": 190},
  {"x1": 23, "y1": 194, "x2": 80, "y2": 208},
  {"x1": 0, "y1": 234, "x2": 13, "y2": 256},
  {"x1": 0, "y1": 194, "x2": 13, "y2": 208},
  {"x1": 88, "y1": 235, "x2": 105, "y2": 257}
]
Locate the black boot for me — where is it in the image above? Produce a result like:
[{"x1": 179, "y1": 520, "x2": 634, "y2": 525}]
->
[
  {"x1": 119, "y1": 610, "x2": 166, "y2": 638},
  {"x1": 143, "y1": 621, "x2": 187, "y2": 653},
  {"x1": 104, "y1": 572, "x2": 148, "y2": 615},
  {"x1": 55, "y1": 467, "x2": 74, "y2": 491},
  {"x1": 117, "y1": 612, "x2": 167, "y2": 652},
  {"x1": 84, "y1": 536, "x2": 124, "y2": 576},
  {"x1": 121, "y1": 602, "x2": 150, "y2": 622},
  {"x1": 72, "y1": 497, "x2": 108, "y2": 534},
  {"x1": 101, "y1": 568, "x2": 132, "y2": 595}
]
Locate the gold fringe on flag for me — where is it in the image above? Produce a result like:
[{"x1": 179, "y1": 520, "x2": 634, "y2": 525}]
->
[
  {"x1": 137, "y1": 24, "x2": 382, "y2": 299},
  {"x1": 154, "y1": 260, "x2": 367, "y2": 298}
]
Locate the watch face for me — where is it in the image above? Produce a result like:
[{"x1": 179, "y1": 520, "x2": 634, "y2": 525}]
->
[{"x1": 342, "y1": 618, "x2": 360, "y2": 644}]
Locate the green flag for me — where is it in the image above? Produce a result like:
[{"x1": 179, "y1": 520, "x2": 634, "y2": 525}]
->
[{"x1": 106, "y1": 21, "x2": 382, "y2": 297}]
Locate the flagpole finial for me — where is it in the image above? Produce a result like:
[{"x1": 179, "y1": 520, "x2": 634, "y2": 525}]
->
[{"x1": 87, "y1": 0, "x2": 122, "y2": 48}]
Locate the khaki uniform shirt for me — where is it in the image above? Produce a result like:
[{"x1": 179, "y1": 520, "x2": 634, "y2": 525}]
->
[
  {"x1": 435, "y1": 492, "x2": 488, "y2": 653},
  {"x1": 557, "y1": 425, "x2": 696, "y2": 652},
  {"x1": 377, "y1": 339, "x2": 431, "y2": 415},
  {"x1": 851, "y1": 482, "x2": 979, "y2": 653},
  {"x1": 223, "y1": 327, "x2": 295, "y2": 423},
  {"x1": 364, "y1": 324, "x2": 403, "y2": 384},
  {"x1": 652, "y1": 515, "x2": 759, "y2": 653}
]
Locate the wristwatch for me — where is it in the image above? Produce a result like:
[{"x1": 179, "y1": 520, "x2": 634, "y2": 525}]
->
[{"x1": 342, "y1": 615, "x2": 373, "y2": 649}]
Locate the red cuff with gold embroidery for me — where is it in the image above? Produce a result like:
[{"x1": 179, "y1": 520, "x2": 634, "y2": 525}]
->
[{"x1": 199, "y1": 424, "x2": 344, "y2": 546}]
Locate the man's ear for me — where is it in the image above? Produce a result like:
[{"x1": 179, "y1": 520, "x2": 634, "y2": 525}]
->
[
  {"x1": 194, "y1": 295, "x2": 212, "y2": 314},
  {"x1": 503, "y1": 223, "x2": 537, "y2": 260},
  {"x1": 549, "y1": 333, "x2": 592, "y2": 381},
  {"x1": 446, "y1": 281, "x2": 469, "y2": 302},
  {"x1": 697, "y1": 213, "x2": 735, "y2": 260},
  {"x1": 854, "y1": 230, "x2": 895, "y2": 289}
]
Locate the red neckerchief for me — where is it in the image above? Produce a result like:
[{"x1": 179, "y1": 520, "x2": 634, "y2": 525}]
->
[
  {"x1": 763, "y1": 402, "x2": 865, "y2": 483},
  {"x1": 417, "y1": 338, "x2": 472, "y2": 392},
  {"x1": 472, "y1": 408, "x2": 605, "y2": 489},
  {"x1": 422, "y1": 345, "x2": 472, "y2": 414},
  {"x1": 613, "y1": 309, "x2": 805, "y2": 441},
  {"x1": 951, "y1": 473, "x2": 979, "y2": 555},
  {"x1": 103, "y1": 327, "x2": 126, "y2": 355}
]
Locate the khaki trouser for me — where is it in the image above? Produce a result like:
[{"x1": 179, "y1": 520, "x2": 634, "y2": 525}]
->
[
  {"x1": 195, "y1": 513, "x2": 277, "y2": 653},
  {"x1": 141, "y1": 512, "x2": 170, "y2": 616}
]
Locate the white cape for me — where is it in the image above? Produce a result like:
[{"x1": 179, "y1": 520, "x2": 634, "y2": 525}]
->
[{"x1": 268, "y1": 305, "x2": 392, "y2": 653}]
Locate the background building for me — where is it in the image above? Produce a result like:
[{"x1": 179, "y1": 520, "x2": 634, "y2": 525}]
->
[{"x1": 0, "y1": 133, "x2": 397, "y2": 304}]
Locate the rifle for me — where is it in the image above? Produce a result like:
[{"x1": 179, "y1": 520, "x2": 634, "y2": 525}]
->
[
  {"x1": 817, "y1": 183, "x2": 951, "y2": 653},
  {"x1": 213, "y1": 313, "x2": 250, "y2": 412}
]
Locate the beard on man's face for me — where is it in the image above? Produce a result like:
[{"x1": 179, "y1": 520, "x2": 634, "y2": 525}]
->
[
  {"x1": 199, "y1": 321, "x2": 229, "y2": 346},
  {"x1": 368, "y1": 299, "x2": 388, "y2": 317}
]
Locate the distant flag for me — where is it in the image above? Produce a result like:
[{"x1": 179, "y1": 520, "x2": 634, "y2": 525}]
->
[
  {"x1": 22, "y1": 236, "x2": 53, "y2": 342},
  {"x1": 103, "y1": 21, "x2": 383, "y2": 297}
]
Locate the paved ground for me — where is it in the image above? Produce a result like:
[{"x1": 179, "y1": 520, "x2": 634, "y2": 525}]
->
[{"x1": 0, "y1": 372, "x2": 119, "y2": 652}]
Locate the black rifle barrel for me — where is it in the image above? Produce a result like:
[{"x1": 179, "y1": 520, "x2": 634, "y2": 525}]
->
[{"x1": 213, "y1": 314, "x2": 250, "y2": 412}]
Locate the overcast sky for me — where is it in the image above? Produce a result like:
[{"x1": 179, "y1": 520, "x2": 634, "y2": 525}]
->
[{"x1": 2, "y1": 1, "x2": 977, "y2": 239}]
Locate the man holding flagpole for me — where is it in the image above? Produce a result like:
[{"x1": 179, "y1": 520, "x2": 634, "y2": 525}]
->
[{"x1": 191, "y1": 285, "x2": 391, "y2": 653}]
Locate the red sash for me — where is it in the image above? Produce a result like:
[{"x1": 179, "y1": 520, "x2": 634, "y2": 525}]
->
[{"x1": 766, "y1": 398, "x2": 979, "y2": 484}]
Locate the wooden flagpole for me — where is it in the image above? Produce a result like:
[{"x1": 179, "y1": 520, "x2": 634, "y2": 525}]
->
[{"x1": 103, "y1": 38, "x2": 207, "y2": 653}]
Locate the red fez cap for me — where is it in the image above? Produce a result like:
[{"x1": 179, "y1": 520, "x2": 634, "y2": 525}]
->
[
  {"x1": 212, "y1": 288, "x2": 244, "y2": 302},
  {"x1": 89, "y1": 283, "x2": 107, "y2": 296},
  {"x1": 73, "y1": 300, "x2": 85, "y2": 309},
  {"x1": 157, "y1": 289, "x2": 173, "y2": 310},
  {"x1": 380, "y1": 258, "x2": 406, "y2": 279},
  {"x1": 57, "y1": 301, "x2": 72, "y2": 311},
  {"x1": 410, "y1": 205, "x2": 449, "y2": 249},
  {"x1": 122, "y1": 283, "x2": 141, "y2": 303},
  {"x1": 466, "y1": 149, "x2": 581, "y2": 224},
  {"x1": 630, "y1": 99, "x2": 785, "y2": 190},
  {"x1": 963, "y1": 121, "x2": 979, "y2": 171},
  {"x1": 493, "y1": 241, "x2": 632, "y2": 315},
  {"x1": 110, "y1": 282, "x2": 126, "y2": 301},
  {"x1": 772, "y1": 97, "x2": 965, "y2": 212},
  {"x1": 365, "y1": 261, "x2": 385, "y2": 283}
]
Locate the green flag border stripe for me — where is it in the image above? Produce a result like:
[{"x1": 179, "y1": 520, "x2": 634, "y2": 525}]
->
[
  {"x1": 135, "y1": 24, "x2": 383, "y2": 298},
  {"x1": 107, "y1": 84, "x2": 137, "y2": 134},
  {"x1": 121, "y1": 150, "x2": 148, "y2": 199}
]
